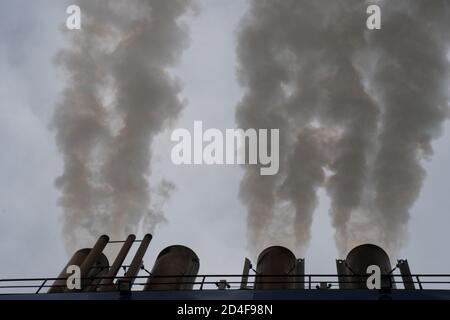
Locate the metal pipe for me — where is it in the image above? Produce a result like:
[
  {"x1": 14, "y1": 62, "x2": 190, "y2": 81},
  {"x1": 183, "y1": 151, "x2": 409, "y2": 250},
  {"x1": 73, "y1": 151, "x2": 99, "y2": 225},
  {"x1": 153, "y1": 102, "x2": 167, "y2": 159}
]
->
[
  {"x1": 122, "y1": 234, "x2": 152, "y2": 288},
  {"x1": 48, "y1": 249, "x2": 91, "y2": 293},
  {"x1": 79, "y1": 235, "x2": 110, "y2": 288},
  {"x1": 108, "y1": 239, "x2": 144, "y2": 244},
  {"x1": 294, "y1": 258, "x2": 305, "y2": 289},
  {"x1": 97, "y1": 234, "x2": 136, "y2": 292},
  {"x1": 84, "y1": 253, "x2": 110, "y2": 292},
  {"x1": 397, "y1": 259, "x2": 415, "y2": 290},
  {"x1": 240, "y1": 258, "x2": 252, "y2": 289},
  {"x1": 336, "y1": 259, "x2": 348, "y2": 289}
]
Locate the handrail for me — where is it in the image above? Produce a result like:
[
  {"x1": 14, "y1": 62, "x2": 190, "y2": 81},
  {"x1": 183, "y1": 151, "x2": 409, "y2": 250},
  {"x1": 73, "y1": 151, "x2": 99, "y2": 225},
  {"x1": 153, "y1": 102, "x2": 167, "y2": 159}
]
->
[{"x1": 1, "y1": 273, "x2": 450, "y2": 294}]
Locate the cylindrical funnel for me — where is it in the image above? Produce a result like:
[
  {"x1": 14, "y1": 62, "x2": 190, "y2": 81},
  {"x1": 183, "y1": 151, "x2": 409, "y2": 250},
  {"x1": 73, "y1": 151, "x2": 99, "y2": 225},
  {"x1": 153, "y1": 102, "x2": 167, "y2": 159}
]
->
[
  {"x1": 254, "y1": 246, "x2": 296, "y2": 290},
  {"x1": 144, "y1": 245, "x2": 200, "y2": 291},
  {"x1": 344, "y1": 244, "x2": 394, "y2": 289},
  {"x1": 48, "y1": 248, "x2": 91, "y2": 293},
  {"x1": 48, "y1": 248, "x2": 110, "y2": 293}
]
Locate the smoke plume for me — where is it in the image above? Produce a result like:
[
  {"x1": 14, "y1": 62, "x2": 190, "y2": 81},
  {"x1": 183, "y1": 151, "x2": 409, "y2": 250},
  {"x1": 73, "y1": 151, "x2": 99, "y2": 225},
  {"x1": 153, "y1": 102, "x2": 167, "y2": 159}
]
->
[
  {"x1": 236, "y1": 0, "x2": 450, "y2": 256},
  {"x1": 53, "y1": 0, "x2": 195, "y2": 253}
]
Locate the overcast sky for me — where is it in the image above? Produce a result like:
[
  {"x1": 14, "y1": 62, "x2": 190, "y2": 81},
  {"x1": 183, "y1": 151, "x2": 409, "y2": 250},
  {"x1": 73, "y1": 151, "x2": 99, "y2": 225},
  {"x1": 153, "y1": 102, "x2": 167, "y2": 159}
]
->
[{"x1": 1, "y1": 0, "x2": 450, "y2": 284}]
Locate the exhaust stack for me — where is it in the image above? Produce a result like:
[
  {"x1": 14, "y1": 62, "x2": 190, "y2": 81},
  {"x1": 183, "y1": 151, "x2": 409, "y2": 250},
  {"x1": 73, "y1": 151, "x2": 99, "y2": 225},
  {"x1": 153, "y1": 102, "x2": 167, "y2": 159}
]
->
[
  {"x1": 144, "y1": 245, "x2": 200, "y2": 291},
  {"x1": 337, "y1": 244, "x2": 395, "y2": 289},
  {"x1": 48, "y1": 235, "x2": 110, "y2": 293},
  {"x1": 120, "y1": 233, "x2": 152, "y2": 290},
  {"x1": 79, "y1": 235, "x2": 109, "y2": 288},
  {"x1": 97, "y1": 234, "x2": 136, "y2": 292},
  {"x1": 254, "y1": 246, "x2": 299, "y2": 290}
]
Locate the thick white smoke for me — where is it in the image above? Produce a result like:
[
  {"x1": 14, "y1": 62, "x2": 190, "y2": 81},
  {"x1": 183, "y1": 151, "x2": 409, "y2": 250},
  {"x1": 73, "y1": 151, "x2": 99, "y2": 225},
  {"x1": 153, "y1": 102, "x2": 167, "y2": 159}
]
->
[
  {"x1": 53, "y1": 0, "x2": 195, "y2": 253},
  {"x1": 236, "y1": 0, "x2": 450, "y2": 256}
]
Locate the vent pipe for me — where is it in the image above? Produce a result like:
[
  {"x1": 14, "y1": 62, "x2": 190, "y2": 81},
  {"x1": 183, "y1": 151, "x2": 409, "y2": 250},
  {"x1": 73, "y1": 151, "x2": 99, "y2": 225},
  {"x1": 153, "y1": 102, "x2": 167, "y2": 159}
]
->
[
  {"x1": 336, "y1": 259, "x2": 348, "y2": 289},
  {"x1": 85, "y1": 253, "x2": 110, "y2": 292},
  {"x1": 121, "y1": 233, "x2": 152, "y2": 289},
  {"x1": 79, "y1": 235, "x2": 109, "y2": 288},
  {"x1": 294, "y1": 258, "x2": 305, "y2": 289},
  {"x1": 397, "y1": 259, "x2": 415, "y2": 290},
  {"x1": 97, "y1": 234, "x2": 136, "y2": 292},
  {"x1": 240, "y1": 258, "x2": 252, "y2": 289}
]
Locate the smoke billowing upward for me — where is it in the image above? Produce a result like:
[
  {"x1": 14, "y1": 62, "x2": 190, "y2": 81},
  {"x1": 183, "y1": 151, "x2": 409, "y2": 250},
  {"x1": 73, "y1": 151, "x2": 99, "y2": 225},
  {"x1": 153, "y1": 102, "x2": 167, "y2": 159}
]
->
[
  {"x1": 53, "y1": 0, "x2": 195, "y2": 253},
  {"x1": 236, "y1": 0, "x2": 450, "y2": 256}
]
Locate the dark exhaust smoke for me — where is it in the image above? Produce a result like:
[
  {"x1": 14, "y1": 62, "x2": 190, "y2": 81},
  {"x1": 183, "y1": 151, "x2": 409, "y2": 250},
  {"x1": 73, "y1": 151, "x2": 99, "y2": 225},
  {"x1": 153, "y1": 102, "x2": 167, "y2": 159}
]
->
[
  {"x1": 53, "y1": 0, "x2": 196, "y2": 253},
  {"x1": 236, "y1": 0, "x2": 450, "y2": 256}
]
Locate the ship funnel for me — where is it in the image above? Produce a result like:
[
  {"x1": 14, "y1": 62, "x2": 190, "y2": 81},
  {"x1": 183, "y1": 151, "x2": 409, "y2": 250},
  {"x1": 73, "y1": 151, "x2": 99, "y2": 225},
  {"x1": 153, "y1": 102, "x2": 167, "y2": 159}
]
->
[
  {"x1": 144, "y1": 245, "x2": 200, "y2": 291},
  {"x1": 254, "y1": 246, "x2": 299, "y2": 290},
  {"x1": 337, "y1": 244, "x2": 395, "y2": 289},
  {"x1": 48, "y1": 235, "x2": 110, "y2": 293}
]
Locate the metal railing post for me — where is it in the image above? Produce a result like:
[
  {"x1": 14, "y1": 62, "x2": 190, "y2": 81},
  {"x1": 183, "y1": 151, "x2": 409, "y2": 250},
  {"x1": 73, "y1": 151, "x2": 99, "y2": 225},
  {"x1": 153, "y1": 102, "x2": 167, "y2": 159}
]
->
[
  {"x1": 36, "y1": 279, "x2": 47, "y2": 294},
  {"x1": 416, "y1": 276, "x2": 423, "y2": 290},
  {"x1": 199, "y1": 276, "x2": 206, "y2": 290}
]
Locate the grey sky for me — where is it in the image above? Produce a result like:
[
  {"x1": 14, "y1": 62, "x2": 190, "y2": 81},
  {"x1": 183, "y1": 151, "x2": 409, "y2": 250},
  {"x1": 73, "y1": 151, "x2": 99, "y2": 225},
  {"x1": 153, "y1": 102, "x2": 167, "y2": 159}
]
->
[{"x1": 1, "y1": 0, "x2": 450, "y2": 282}]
